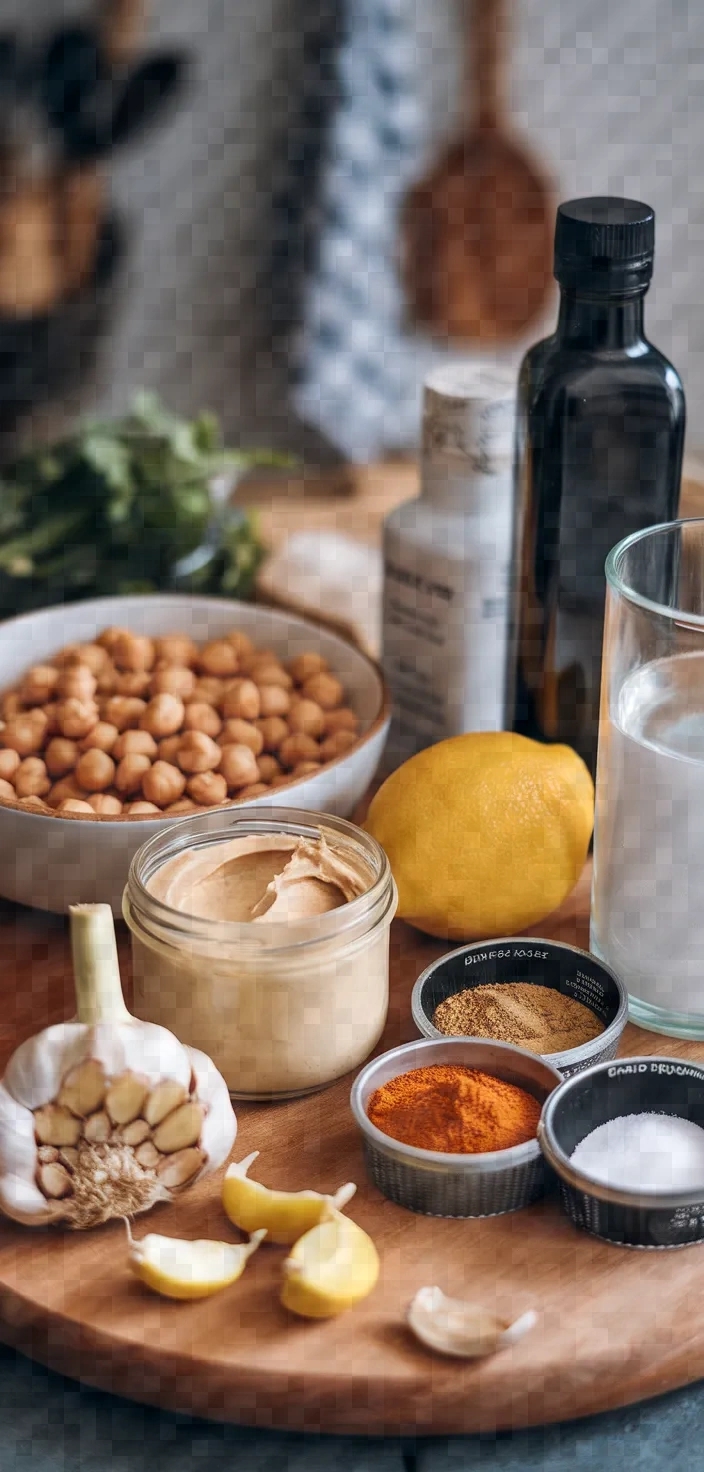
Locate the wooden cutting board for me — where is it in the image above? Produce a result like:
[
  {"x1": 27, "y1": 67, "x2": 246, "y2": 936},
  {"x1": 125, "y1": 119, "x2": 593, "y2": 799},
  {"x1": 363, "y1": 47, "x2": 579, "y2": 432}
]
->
[{"x1": 0, "y1": 870, "x2": 703, "y2": 1436}]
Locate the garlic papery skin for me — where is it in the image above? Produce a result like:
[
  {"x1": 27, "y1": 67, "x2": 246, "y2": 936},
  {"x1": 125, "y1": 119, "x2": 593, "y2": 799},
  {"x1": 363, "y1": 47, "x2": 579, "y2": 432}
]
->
[
  {"x1": 407, "y1": 1287, "x2": 537, "y2": 1359},
  {"x1": 0, "y1": 904, "x2": 237, "y2": 1230}
]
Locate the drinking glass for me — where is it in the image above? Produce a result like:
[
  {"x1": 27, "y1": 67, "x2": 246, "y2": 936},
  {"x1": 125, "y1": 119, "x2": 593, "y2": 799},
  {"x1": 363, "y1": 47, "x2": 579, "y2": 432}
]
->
[{"x1": 591, "y1": 518, "x2": 704, "y2": 1038}]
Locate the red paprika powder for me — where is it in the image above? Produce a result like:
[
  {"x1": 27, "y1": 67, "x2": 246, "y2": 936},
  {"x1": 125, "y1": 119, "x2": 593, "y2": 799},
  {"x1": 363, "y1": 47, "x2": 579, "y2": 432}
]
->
[{"x1": 366, "y1": 1064, "x2": 541, "y2": 1154}]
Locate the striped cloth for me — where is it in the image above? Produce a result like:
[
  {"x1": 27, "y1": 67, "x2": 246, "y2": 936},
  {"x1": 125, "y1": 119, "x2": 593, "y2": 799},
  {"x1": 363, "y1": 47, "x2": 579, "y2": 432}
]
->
[{"x1": 292, "y1": 0, "x2": 424, "y2": 461}]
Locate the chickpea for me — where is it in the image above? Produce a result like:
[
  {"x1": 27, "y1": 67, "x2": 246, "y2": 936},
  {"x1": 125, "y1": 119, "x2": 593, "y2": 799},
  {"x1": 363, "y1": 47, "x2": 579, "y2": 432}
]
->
[
  {"x1": 256, "y1": 716, "x2": 289, "y2": 753},
  {"x1": 140, "y1": 693, "x2": 185, "y2": 738},
  {"x1": 44, "y1": 738, "x2": 79, "y2": 777},
  {"x1": 225, "y1": 630, "x2": 254, "y2": 658},
  {"x1": 289, "y1": 652, "x2": 328, "y2": 686},
  {"x1": 115, "y1": 753, "x2": 152, "y2": 796},
  {"x1": 19, "y1": 665, "x2": 59, "y2": 705},
  {"x1": 257, "y1": 684, "x2": 291, "y2": 719},
  {"x1": 114, "y1": 671, "x2": 152, "y2": 698},
  {"x1": 189, "y1": 677, "x2": 224, "y2": 706},
  {"x1": 47, "y1": 777, "x2": 81, "y2": 807},
  {"x1": 302, "y1": 672, "x2": 344, "y2": 710},
  {"x1": 0, "y1": 777, "x2": 15, "y2": 801},
  {"x1": 3, "y1": 710, "x2": 49, "y2": 756},
  {"x1": 111, "y1": 633, "x2": 155, "y2": 672},
  {"x1": 87, "y1": 793, "x2": 123, "y2": 815},
  {"x1": 1, "y1": 692, "x2": 22, "y2": 720},
  {"x1": 187, "y1": 771, "x2": 227, "y2": 806},
  {"x1": 279, "y1": 732, "x2": 320, "y2": 769},
  {"x1": 218, "y1": 744, "x2": 260, "y2": 790},
  {"x1": 240, "y1": 646, "x2": 275, "y2": 674},
  {"x1": 15, "y1": 757, "x2": 50, "y2": 799},
  {"x1": 75, "y1": 750, "x2": 116, "y2": 793},
  {"x1": 197, "y1": 640, "x2": 239, "y2": 678},
  {"x1": 55, "y1": 699, "x2": 99, "y2": 740},
  {"x1": 324, "y1": 707, "x2": 359, "y2": 736},
  {"x1": 150, "y1": 666, "x2": 196, "y2": 700},
  {"x1": 221, "y1": 679, "x2": 260, "y2": 722},
  {"x1": 157, "y1": 735, "x2": 182, "y2": 765},
  {"x1": 18, "y1": 795, "x2": 50, "y2": 811},
  {"x1": 220, "y1": 718, "x2": 263, "y2": 756},
  {"x1": 236, "y1": 782, "x2": 268, "y2": 800},
  {"x1": 55, "y1": 642, "x2": 109, "y2": 675},
  {"x1": 0, "y1": 749, "x2": 20, "y2": 781},
  {"x1": 101, "y1": 696, "x2": 147, "y2": 732},
  {"x1": 248, "y1": 660, "x2": 292, "y2": 690},
  {"x1": 319, "y1": 730, "x2": 358, "y2": 762},
  {"x1": 97, "y1": 626, "x2": 131, "y2": 652},
  {"x1": 42, "y1": 702, "x2": 59, "y2": 736},
  {"x1": 80, "y1": 722, "x2": 119, "y2": 754},
  {"x1": 182, "y1": 701, "x2": 222, "y2": 738},
  {"x1": 96, "y1": 664, "x2": 118, "y2": 696},
  {"x1": 142, "y1": 761, "x2": 186, "y2": 808},
  {"x1": 176, "y1": 731, "x2": 221, "y2": 775},
  {"x1": 112, "y1": 729, "x2": 158, "y2": 760},
  {"x1": 257, "y1": 754, "x2": 283, "y2": 784},
  {"x1": 154, "y1": 634, "x2": 199, "y2": 667},
  {"x1": 58, "y1": 799, "x2": 94, "y2": 815},
  {"x1": 56, "y1": 665, "x2": 97, "y2": 702},
  {"x1": 125, "y1": 800, "x2": 161, "y2": 815},
  {"x1": 164, "y1": 798, "x2": 202, "y2": 815},
  {"x1": 288, "y1": 698, "x2": 326, "y2": 738},
  {"x1": 291, "y1": 760, "x2": 321, "y2": 778}
]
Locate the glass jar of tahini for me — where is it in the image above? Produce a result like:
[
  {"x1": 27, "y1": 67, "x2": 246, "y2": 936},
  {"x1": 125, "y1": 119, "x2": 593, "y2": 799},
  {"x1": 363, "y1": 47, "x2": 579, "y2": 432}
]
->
[{"x1": 123, "y1": 807, "x2": 397, "y2": 1099}]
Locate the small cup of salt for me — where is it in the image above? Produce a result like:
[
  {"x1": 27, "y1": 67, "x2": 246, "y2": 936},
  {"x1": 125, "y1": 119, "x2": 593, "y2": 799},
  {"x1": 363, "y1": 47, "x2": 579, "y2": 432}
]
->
[{"x1": 538, "y1": 1056, "x2": 704, "y2": 1248}]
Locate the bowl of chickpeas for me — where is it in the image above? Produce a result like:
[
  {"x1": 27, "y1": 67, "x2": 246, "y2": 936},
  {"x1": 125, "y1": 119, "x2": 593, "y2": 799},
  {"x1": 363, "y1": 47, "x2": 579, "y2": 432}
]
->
[{"x1": 0, "y1": 593, "x2": 391, "y2": 914}]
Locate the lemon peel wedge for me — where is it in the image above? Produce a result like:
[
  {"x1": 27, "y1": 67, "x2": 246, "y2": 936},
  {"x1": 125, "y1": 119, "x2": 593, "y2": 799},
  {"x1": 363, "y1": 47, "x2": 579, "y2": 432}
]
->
[
  {"x1": 222, "y1": 1150, "x2": 357, "y2": 1245},
  {"x1": 128, "y1": 1226, "x2": 266, "y2": 1300},
  {"x1": 281, "y1": 1211, "x2": 379, "y2": 1318}
]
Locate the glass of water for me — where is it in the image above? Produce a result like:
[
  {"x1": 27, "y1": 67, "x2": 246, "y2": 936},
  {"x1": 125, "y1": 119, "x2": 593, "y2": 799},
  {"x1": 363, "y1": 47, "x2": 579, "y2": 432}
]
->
[{"x1": 591, "y1": 518, "x2": 704, "y2": 1038}]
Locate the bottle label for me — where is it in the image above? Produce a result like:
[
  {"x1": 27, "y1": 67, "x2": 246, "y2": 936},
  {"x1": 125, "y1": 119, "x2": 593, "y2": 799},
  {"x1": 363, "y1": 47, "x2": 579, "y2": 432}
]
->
[{"x1": 382, "y1": 519, "x2": 511, "y2": 770}]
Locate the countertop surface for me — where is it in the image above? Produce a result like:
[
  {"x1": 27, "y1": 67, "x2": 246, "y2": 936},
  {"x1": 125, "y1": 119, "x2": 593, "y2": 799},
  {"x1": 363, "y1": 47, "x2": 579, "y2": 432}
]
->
[{"x1": 5, "y1": 461, "x2": 704, "y2": 1467}]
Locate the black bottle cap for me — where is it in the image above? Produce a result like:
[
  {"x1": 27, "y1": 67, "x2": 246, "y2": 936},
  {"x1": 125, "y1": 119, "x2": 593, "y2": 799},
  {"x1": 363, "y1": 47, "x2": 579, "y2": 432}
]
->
[{"x1": 554, "y1": 197, "x2": 655, "y2": 291}]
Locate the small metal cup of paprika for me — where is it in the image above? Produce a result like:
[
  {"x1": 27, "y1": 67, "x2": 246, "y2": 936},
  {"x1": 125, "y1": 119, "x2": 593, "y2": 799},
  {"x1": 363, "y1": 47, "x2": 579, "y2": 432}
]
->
[{"x1": 350, "y1": 1037, "x2": 562, "y2": 1218}]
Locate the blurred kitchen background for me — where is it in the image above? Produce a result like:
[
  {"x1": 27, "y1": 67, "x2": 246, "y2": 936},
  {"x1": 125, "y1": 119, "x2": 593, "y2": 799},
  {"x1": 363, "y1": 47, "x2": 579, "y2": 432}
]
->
[{"x1": 0, "y1": 0, "x2": 700, "y2": 462}]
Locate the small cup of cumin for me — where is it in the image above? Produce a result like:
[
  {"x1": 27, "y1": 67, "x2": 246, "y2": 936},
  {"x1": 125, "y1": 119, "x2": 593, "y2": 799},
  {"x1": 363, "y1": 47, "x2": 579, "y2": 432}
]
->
[
  {"x1": 411, "y1": 939, "x2": 627, "y2": 1079},
  {"x1": 351, "y1": 1037, "x2": 562, "y2": 1217}
]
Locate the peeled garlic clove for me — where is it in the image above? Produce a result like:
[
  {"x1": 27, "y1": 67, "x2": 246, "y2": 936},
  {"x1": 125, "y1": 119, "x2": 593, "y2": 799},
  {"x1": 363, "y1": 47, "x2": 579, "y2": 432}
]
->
[
  {"x1": 128, "y1": 1228, "x2": 266, "y2": 1300},
  {"x1": 119, "y1": 1119, "x2": 151, "y2": 1147},
  {"x1": 407, "y1": 1287, "x2": 537, "y2": 1360},
  {"x1": 83, "y1": 1109, "x2": 111, "y2": 1143},
  {"x1": 222, "y1": 1150, "x2": 357, "y2": 1245},
  {"x1": 156, "y1": 1147, "x2": 205, "y2": 1189}
]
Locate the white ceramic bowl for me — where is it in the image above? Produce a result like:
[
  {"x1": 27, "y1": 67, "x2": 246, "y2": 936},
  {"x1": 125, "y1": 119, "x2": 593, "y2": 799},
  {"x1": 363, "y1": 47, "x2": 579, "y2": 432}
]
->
[{"x1": 0, "y1": 594, "x2": 391, "y2": 914}]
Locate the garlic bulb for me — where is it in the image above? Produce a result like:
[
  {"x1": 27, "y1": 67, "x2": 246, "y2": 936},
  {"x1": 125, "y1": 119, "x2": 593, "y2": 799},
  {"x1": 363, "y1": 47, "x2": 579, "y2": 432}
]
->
[
  {"x1": 408, "y1": 1287, "x2": 536, "y2": 1359},
  {"x1": 0, "y1": 904, "x2": 237, "y2": 1229}
]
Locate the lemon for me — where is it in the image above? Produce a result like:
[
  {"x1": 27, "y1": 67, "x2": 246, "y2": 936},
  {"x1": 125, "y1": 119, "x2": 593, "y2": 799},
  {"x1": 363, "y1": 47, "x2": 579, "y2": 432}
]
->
[
  {"x1": 222, "y1": 1151, "x2": 357, "y2": 1246},
  {"x1": 281, "y1": 1213, "x2": 379, "y2": 1319},
  {"x1": 128, "y1": 1229, "x2": 266, "y2": 1300},
  {"x1": 366, "y1": 731, "x2": 593, "y2": 940}
]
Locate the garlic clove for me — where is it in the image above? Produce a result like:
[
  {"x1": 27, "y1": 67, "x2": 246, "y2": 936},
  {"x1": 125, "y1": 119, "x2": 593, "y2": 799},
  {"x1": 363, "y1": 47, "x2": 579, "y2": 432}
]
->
[
  {"x1": 222, "y1": 1151, "x2": 357, "y2": 1245},
  {"x1": 119, "y1": 1119, "x2": 151, "y2": 1147},
  {"x1": 128, "y1": 1228, "x2": 266, "y2": 1300},
  {"x1": 186, "y1": 1046, "x2": 237, "y2": 1167},
  {"x1": 143, "y1": 1081, "x2": 188, "y2": 1128},
  {"x1": 152, "y1": 1101, "x2": 204, "y2": 1155},
  {"x1": 58, "y1": 1059, "x2": 106, "y2": 1117},
  {"x1": 105, "y1": 1073, "x2": 149, "y2": 1126},
  {"x1": 83, "y1": 1109, "x2": 111, "y2": 1143},
  {"x1": 33, "y1": 1104, "x2": 82, "y2": 1148},
  {"x1": 58, "y1": 1147, "x2": 79, "y2": 1172},
  {"x1": 407, "y1": 1287, "x2": 537, "y2": 1359},
  {"x1": 156, "y1": 1147, "x2": 205, "y2": 1189},
  {"x1": 37, "y1": 1146, "x2": 59, "y2": 1164},
  {"x1": 38, "y1": 1162, "x2": 73, "y2": 1199},
  {"x1": 134, "y1": 1141, "x2": 161, "y2": 1169}
]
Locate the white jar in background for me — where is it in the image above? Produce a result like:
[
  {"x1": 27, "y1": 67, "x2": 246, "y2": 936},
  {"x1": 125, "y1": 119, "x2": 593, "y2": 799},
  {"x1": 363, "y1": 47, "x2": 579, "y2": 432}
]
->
[{"x1": 381, "y1": 364, "x2": 517, "y2": 770}]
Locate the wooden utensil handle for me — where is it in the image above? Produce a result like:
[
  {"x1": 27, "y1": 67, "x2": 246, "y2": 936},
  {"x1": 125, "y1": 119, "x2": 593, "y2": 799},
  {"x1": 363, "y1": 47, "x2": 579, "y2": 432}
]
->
[{"x1": 470, "y1": 0, "x2": 506, "y2": 131}]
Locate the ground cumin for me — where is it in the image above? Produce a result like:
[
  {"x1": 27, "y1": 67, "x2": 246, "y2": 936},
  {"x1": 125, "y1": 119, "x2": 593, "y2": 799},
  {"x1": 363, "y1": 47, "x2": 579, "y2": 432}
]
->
[
  {"x1": 366, "y1": 1064, "x2": 541, "y2": 1154},
  {"x1": 432, "y1": 983, "x2": 603, "y2": 1055}
]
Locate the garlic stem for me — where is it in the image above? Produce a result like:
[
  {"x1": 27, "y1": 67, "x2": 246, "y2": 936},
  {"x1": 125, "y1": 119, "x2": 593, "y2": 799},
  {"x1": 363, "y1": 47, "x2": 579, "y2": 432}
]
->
[{"x1": 69, "y1": 905, "x2": 132, "y2": 1026}]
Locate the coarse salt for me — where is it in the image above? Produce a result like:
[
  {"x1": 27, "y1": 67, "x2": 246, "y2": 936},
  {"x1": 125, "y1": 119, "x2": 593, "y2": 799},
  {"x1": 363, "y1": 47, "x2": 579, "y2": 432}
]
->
[{"x1": 571, "y1": 1112, "x2": 704, "y2": 1192}]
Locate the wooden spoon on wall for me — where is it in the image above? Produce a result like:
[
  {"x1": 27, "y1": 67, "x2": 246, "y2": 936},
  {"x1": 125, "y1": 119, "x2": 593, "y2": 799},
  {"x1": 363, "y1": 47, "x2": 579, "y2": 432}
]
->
[{"x1": 403, "y1": 0, "x2": 553, "y2": 344}]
